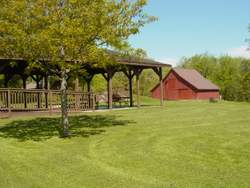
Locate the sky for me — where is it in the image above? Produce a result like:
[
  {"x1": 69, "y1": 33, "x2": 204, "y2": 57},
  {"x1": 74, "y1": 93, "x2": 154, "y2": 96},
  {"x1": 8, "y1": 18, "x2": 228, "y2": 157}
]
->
[{"x1": 129, "y1": 0, "x2": 250, "y2": 66}]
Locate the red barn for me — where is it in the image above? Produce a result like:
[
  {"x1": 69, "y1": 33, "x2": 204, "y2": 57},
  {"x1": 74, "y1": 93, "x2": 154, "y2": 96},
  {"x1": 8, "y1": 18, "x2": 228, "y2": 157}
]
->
[{"x1": 151, "y1": 68, "x2": 220, "y2": 100}]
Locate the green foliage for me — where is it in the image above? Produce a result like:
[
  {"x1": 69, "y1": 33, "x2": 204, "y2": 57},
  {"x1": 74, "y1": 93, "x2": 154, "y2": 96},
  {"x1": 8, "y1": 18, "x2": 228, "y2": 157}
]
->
[
  {"x1": 180, "y1": 54, "x2": 250, "y2": 102},
  {"x1": 181, "y1": 54, "x2": 217, "y2": 79},
  {"x1": 0, "y1": 0, "x2": 155, "y2": 135},
  {"x1": 0, "y1": 0, "x2": 155, "y2": 70},
  {"x1": 139, "y1": 68, "x2": 169, "y2": 96},
  {"x1": 139, "y1": 69, "x2": 158, "y2": 96},
  {"x1": 241, "y1": 73, "x2": 250, "y2": 101}
]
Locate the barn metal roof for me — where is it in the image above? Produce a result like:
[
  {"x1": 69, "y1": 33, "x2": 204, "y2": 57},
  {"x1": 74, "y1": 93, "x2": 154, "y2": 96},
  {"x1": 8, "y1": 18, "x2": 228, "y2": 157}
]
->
[
  {"x1": 173, "y1": 68, "x2": 219, "y2": 90},
  {"x1": 151, "y1": 68, "x2": 219, "y2": 92}
]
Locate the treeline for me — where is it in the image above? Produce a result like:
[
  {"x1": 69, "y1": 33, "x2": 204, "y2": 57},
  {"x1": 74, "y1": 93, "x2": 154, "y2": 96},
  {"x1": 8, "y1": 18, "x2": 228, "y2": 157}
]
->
[{"x1": 180, "y1": 54, "x2": 250, "y2": 102}]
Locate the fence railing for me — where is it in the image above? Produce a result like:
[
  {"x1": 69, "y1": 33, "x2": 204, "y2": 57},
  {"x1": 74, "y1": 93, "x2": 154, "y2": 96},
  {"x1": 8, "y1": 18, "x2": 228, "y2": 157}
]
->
[{"x1": 0, "y1": 88, "x2": 96, "y2": 112}]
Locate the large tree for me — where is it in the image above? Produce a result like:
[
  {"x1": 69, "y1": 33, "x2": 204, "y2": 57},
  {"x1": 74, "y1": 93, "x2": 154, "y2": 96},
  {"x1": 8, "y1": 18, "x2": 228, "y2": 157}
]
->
[{"x1": 0, "y1": 0, "x2": 155, "y2": 137}]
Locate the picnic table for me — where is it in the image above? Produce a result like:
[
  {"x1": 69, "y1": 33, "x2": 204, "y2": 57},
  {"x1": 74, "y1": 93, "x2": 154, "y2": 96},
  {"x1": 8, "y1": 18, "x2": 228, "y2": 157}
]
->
[{"x1": 112, "y1": 93, "x2": 130, "y2": 107}]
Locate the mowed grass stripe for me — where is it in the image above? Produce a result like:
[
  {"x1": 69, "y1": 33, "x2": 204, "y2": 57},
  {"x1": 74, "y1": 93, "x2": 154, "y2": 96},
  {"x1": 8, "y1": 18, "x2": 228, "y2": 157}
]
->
[{"x1": 0, "y1": 100, "x2": 250, "y2": 187}]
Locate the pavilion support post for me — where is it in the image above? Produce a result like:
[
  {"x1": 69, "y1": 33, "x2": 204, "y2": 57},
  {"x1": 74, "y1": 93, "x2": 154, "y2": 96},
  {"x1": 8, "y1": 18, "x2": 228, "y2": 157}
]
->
[
  {"x1": 153, "y1": 67, "x2": 164, "y2": 106},
  {"x1": 35, "y1": 78, "x2": 41, "y2": 108},
  {"x1": 108, "y1": 71, "x2": 114, "y2": 109},
  {"x1": 84, "y1": 74, "x2": 94, "y2": 109},
  {"x1": 75, "y1": 77, "x2": 80, "y2": 91},
  {"x1": 102, "y1": 70, "x2": 115, "y2": 109},
  {"x1": 92, "y1": 93, "x2": 96, "y2": 111},
  {"x1": 128, "y1": 70, "x2": 133, "y2": 107},
  {"x1": 44, "y1": 75, "x2": 49, "y2": 90},
  {"x1": 136, "y1": 75, "x2": 140, "y2": 107},
  {"x1": 87, "y1": 81, "x2": 91, "y2": 92},
  {"x1": 44, "y1": 75, "x2": 49, "y2": 109},
  {"x1": 31, "y1": 75, "x2": 43, "y2": 109},
  {"x1": 4, "y1": 79, "x2": 8, "y2": 88},
  {"x1": 87, "y1": 80, "x2": 91, "y2": 109},
  {"x1": 4, "y1": 74, "x2": 12, "y2": 88},
  {"x1": 35, "y1": 80, "x2": 40, "y2": 89},
  {"x1": 7, "y1": 89, "x2": 11, "y2": 117},
  {"x1": 4, "y1": 74, "x2": 11, "y2": 111},
  {"x1": 21, "y1": 75, "x2": 28, "y2": 109},
  {"x1": 31, "y1": 75, "x2": 43, "y2": 88},
  {"x1": 159, "y1": 67, "x2": 164, "y2": 106},
  {"x1": 75, "y1": 77, "x2": 80, "y2": 110},
  {"x1": 134, "y1": 67, "x2": 143, "y2": 108},
  {"x1": 49, "y1": 90, "x2": 52, "y2": 115},
  {"x1": 123, "y1": 69, "x2": 135, "y2": 107},
  {"x1": 22, "y1": 77, "x2": 27, "y2": 89}
]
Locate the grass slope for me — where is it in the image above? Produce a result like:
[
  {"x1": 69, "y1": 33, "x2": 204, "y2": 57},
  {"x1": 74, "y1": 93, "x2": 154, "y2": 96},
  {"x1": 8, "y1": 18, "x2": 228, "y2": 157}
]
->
[{"x1": 0, "y1": 100, "x2": 250, "y2": 188}]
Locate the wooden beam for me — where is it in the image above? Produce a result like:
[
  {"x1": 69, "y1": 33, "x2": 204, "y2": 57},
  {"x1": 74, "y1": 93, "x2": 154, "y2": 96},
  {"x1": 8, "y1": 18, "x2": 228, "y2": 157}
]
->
[
  {"x1": 86, "y1": 77, "x2": 93, "y2": 109},
  {"x1": 7, "y1": 89, "x2": 11, "y2": 117},
  {"x1": 87, "y1": 81, "x2": 91, "y2": 92},
  {"x1": 101, "y1": 72, "x2": 108, "y2": 81},
  {"x1": 75, "y1": 77, "x2": 80, "y2": 110},
  {"x1": 152, "y1": 67, "x2": 160, "y2": 76},
  {"x1": 31, "y1": 75, "x2": 43, "y2": 89},
  {"x1": 128, "y1": 70, "x2": 133, "y2": 107},
  {"x1": 159, "y1": 67, "x2": 164, "y2": 106},
  {"x1": 134, "y1": 67, "x2": 143, "y2": 108},
  {"x1": 84, "y1": 74, "x2": 94, "y2": 92},
  {"x1": 44, "y1": 75, "x2": 49, "y2": 90},
  {"x1": 21, "y1": 75, "x2": 28, "y2": 108},
  {"x1": 108, "y1": 75, "x2": 112, "y2": 109},
  {"x1": 22, "y1": 76, "x2": 27, "y2": 89},
  {"x1": 4, "y1": 74, "x2": 12, "y2": 88},
  {"x1": 44, "y1": 75, "x2": 49, "y2": 109},
  {"x1": 102, "y1": 70, "x2": 115, "y2": 109},
  {"x1": 152, "y1": 67, "x2": 164, "y2": 106},
  {"x1": 49, "y1": 90, "x2": 52, "y2": 115},
  {"x1": 136, "y1": 74, "x2": 140, "y2": 107},
  {"x1": 31, "y1": 75, "x2": 43, "y2": 109},
  {"x1": 122, "y1": 68, "x2": 136, "y2": 107},
  {"x1": 75, "y1": 77, "x2": 80, "y2": 92},
  {"x1": 83, "y1": 73, "x2": 95, "y2": 109}
]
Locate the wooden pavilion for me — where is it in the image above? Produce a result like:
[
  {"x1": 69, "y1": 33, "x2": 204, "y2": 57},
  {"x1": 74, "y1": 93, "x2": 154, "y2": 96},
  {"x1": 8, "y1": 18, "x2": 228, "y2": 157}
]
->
[{"x1": 0, "y1": 53, "x2": 171, "y2": 114}]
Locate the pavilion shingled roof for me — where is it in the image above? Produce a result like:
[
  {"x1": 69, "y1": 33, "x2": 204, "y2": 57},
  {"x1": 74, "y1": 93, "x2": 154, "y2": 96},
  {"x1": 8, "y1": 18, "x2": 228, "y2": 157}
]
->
[{"x1": 0, "y1": 50, "x2": 171, "y2": 68}]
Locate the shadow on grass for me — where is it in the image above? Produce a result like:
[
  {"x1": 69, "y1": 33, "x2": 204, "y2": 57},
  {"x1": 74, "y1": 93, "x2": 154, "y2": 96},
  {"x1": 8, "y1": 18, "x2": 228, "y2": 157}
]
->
[{"x1": 0, "y1": 115, "x2": 134, "y2": 142}]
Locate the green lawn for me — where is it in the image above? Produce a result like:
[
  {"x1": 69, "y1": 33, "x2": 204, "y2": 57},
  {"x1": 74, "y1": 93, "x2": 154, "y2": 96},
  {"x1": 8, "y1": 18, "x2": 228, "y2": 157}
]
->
[{"x1": 0, "y1": 100, "x2": 250, "y2": 188}]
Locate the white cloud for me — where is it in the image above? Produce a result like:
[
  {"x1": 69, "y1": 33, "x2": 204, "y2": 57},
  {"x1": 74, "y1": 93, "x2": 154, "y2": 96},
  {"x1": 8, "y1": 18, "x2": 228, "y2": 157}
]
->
[
  {"x1": 156, "y1": 58, "x2": 179, "y2": 67},
  {"x1": 226, "y1": 46, "x2": 250, "y2": 59}
]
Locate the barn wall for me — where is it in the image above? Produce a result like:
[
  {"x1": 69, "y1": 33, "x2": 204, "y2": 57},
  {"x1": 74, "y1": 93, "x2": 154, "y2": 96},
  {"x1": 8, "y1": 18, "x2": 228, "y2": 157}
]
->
[
  {"x1": 164, "y1": 72, "x2": 196, "y2": 100},
  {"x1": 151, "y1": 85, "x2": 161, "y2": 99},
  {"x1": 151, "y1": 71, "x2": 220, "y2": 100},
  {"x1": 196, "y1": 91, "x2": 220, "y2": 99}
]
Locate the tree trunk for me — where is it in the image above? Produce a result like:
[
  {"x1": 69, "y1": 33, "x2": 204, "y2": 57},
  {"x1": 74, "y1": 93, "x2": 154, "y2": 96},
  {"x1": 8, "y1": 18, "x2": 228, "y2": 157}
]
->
[{"x1": 60, "y1": 71, "x2": 70, "y2": 137}]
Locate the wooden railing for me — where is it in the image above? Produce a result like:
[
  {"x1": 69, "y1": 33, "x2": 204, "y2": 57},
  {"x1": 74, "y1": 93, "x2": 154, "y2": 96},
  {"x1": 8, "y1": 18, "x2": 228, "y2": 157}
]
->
[{"x1": 0, "y1": 88, "x2": 96, "y2": 112}]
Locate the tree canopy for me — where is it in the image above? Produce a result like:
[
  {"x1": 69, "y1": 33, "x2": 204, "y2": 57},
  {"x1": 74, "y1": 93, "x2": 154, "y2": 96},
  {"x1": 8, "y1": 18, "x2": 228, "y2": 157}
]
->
[
  {"x1": 0, "y1": 0, "x2": 155, "y2": 66},
  {"x1": 0, "y1": 0, "x2": 156, "y2": 136}
]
